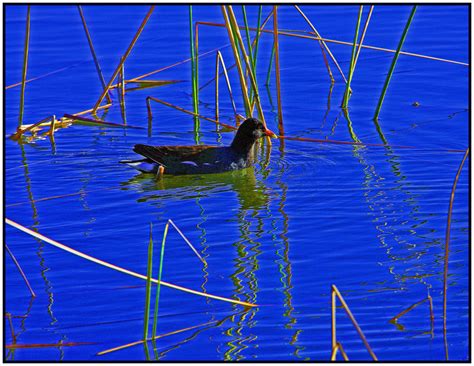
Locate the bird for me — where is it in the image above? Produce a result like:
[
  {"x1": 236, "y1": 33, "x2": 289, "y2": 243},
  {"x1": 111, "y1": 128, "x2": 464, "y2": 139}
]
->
[{"x1": 121, "y1": 117, "x2": 277, "y2": 175}]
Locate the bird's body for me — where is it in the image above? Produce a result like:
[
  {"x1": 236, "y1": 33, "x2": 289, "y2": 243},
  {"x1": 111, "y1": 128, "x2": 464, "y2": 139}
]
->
[{"x1": 121, "y1": 118, "x2": 276, "y2": 175}]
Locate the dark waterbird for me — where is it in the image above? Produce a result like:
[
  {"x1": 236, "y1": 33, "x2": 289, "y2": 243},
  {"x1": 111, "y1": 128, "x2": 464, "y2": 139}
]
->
[{"x1": 121, "y1": 118, "x2": 277, "y2": 175}]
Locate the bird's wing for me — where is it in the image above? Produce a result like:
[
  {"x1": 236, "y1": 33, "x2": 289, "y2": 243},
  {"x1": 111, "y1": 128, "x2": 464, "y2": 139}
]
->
[{"x1": 133, "y1": 144, "x2": 217, "y2": 166}]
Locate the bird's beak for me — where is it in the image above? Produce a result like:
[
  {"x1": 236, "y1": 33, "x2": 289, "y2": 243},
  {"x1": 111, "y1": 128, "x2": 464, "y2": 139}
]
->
[{"x1": 264, "y1": 129, "x2": 278, "y2": 139}]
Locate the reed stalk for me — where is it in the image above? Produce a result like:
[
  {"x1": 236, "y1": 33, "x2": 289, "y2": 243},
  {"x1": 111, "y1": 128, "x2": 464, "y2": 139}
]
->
[
  {"x1": 5, "y1": 244, "x2": 36, "y2": 297},
  {"x1": 19, "y1": 5, "x2": 31, "y2": 127},
  {"x1": 62, "y1": 114, "x2": 143, "y2": 129},
  {"x1": 194, "y1": 21, "x2": 468, "y2": 66},
  {"x1": 6, "y1": 218, "x2": 256, "y2": 307},
  {"x1": 330, "y1": 342, "x2": 349, "y2": 361},
  {"x1": 92, "y1": 5, "x2": 155, "y2": 113},
  {"x1": 77, "y1": 5, "x2": 112, "y2": 104},
  {"x1": 197, "y1": 9, "x2": 275, "y2": 91},
  {"x1": 252, "y1": 6, "x2": 263, "y2": 74},
  {"x1": 226, "y1": 6, "x2": 267, "y2": 128},
  {"x1": 11, "y1": 115, "x2": 53, "y2": 141},
  {"x1": 6, "y1": 313, "x2": 16, "y2": 344},
  {"x1": 265, "y1": 44, "x2": 275, "y2": 86},
  {"x1": 146, "y1": 96, "x2": 235, "y2": 130},
  {"x1": 353, "y1": 6, "x2": 374, "y2": 70},
  {"x1": 331, "y1": 285, "x2": 377, "y2": 360},
  {"x1": 215, "y1": 52, "x2": 239, "y2": 122},
  {"x1": 98, "y1": 319, "x2": 219, "y2": 356},
  {"x1": 273, "y1": 6, "x2": 284, "y2": 135},
  {"x1": 389, "y1": 296, "x2": 432, "y2": 323},
  {"x1": 143, "y1": 223, "x2": 154, "y2": 341},
  {"x1": 215, "y1": 52, "x2": 219, "y2": 121},
  {"x1": 443, "y1": 148, "x2": 469, "y2": 353},
  {"x1": 168, "y1": 219, "x2": 206, "y2": 264},
  {"x1": 221, "y1": 6, "x2": 252, "y2": 117},
  {"x1": 293, "y1": 5, "x2": 334, "y2": 82},
  {"x1": 342, "y1": 6, "x2": 363, "y2": 109},
  {"x1": 119, "y1": 60, "x2": 127, "y2": 124},
  {"x1": 189, "y1": 6, "x2": 199, "y2": 132},
  {"x1": 241, "y1": 5, "x2": 256, "y2": 104},
  {"x1": 49, "y1": 115, "x2": 56, "y2": 136},
  {"x1": 294, "y1": 5, "x2": 347, "y2": 83},
  {"x1": 151, "y1": 222, "x2": 168, "y2": 339},
  {"x1": 374, "y1": 6, "x2": 417, "y2": 120}
]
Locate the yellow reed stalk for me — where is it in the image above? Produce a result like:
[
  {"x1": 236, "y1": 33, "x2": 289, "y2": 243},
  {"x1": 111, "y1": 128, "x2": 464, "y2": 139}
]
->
[
  {"x1": 6, "y1": 218, "x2": 257, "y2": 308},
  {"x1": 98, "y1": 320, "x2": 218, "y2": 356},
  {"x1": 92, "y1": 6, "x2": 155, "y2": 113},
  {"x1": 353, "y1": 5, "x2": 374, "y2": 70},
  {"x1": 331, "y1": 285, "x2": 377, "y2": 360},
  {"x1": 10, "y1": 116, "x2": 54, "y2": 141},
  {"x1": 220, "y1": 6, "x2": 251, "y2": 117},
  {"x1": 330, "y1": 342, "x2": 349, "y2": 361},
  {"x1": 226, "y1": 6, "x2": 266, "y2": 124}
]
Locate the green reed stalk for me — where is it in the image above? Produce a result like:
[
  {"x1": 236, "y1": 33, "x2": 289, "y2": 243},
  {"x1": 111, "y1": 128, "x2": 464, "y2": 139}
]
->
[
  {"x1": 152, "y1": 222, "x2": 168, "y2": 339},
  {"x1": 266, "y1": 44, "x2": 275, "y2": 86},
  {"x1": 253, "y1": 6, "x2": 263, "y2": 73},
  {"x1": 374, "y1": 6, "x2": 417, "y2": 119},
  {"x1": 189, "y1": 6, "x2": 199, "y2": 132},
  {"x1": 342, "y1": 6, "x2": 363, "y2": 109},
  {"x1": 19, "y1": 5, "x2": 31, "y2": 127},
  {"x1": 189, "y1": 6, "x2": 198, "y2": 112},
  {"x1": 143, "y1": 223, "x2": 154, "y2": 341}
]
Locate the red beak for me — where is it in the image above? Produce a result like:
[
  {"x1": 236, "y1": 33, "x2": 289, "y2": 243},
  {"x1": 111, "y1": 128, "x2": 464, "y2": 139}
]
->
[{"x1": 264, "y1": 129, "x2": 278, "y2": 138}]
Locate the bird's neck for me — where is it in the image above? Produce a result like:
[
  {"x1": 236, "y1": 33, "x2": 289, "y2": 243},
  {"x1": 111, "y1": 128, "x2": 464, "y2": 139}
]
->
[{"x1": 231, "y1": 136, "x2": 257, "y2": 157}]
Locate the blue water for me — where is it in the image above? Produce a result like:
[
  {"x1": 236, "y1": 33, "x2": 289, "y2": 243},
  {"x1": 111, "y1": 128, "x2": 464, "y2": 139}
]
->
[{"x1": 5, "y1": 5, "x2": 469, "y2": 361}]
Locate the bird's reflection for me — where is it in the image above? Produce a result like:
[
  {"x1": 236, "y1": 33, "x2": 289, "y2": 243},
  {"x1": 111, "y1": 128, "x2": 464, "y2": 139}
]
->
[{"x1": 120, "y1": 166, "x2": 269, "y2": 212}]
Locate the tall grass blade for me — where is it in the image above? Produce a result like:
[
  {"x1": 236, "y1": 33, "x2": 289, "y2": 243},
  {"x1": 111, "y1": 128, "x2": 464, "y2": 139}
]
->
[
  {"x1": 92, "y1": 6, "x2": 155, "y2": 113},
  {"x1": 77, "y1": 5, "x2": 112, "y2": 104},
  {"x1": 273, "y1": 6, "x2": 284, "y2": 134},
  {"x1": 6, "y1": 218, "x2": 257, "y2": 307},
  {"x1": 443, "y1": 147, "x2": 469, "y2": 359},
  {"x1": 152, "y1": 222, "x2": 168, "y2": 339},
  {"x1": 374, "y1": 6, "x2": 417, "y2": 120},
  {"x1": 143, "y1": 223, "x2": 154, "y2": 341},
  {"x1": 5, "y1": 244, "x2": 36, "y2": 297},
  {"x1": 19, "y1": 5, "x2": 31, "y2": 127},
  {"x1": 342, "y1": 6, "x2": 363, "y2": 109},
  {"x1": 241, "y1": 5, "x2": 256, "y2": 104}
]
